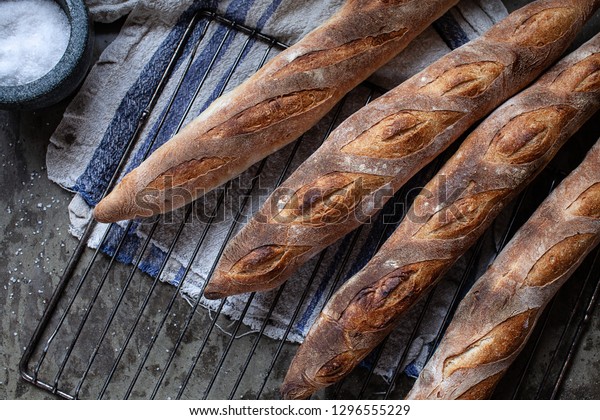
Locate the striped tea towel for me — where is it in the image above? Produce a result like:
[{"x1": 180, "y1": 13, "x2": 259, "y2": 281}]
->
[{"x1": 47, "y1": 0, "x2": 508, "y2": 380}]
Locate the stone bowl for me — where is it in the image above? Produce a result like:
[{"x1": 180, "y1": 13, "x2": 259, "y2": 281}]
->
[{"x1": 0, "y1": 0, "x2": 94, "y2": 110}]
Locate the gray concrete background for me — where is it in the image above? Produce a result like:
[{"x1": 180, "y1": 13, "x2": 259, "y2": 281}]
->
[
  {"x1": 1, "y1": 21, "x2": 124, "y2": 399},
  {"x1": 1, "y1": 1, "x2": 599, "y2": 400}
]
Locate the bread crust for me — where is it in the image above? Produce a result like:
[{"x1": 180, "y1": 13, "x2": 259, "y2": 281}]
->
[
  {"x1": 281, "y1": 32, "x2": 600, "y2": 400},
  {"x1": 93, "y1": 0, "x2": 459, "y2": 223},
  {"x1": 207, "y1": 0, "x2": 598, "y2": 299},
  {"x1": 407, "y1": 138, "x2": 600, "y2": 400}
]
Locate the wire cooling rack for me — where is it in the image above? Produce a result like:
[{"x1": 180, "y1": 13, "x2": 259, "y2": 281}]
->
[{"x1": 20, "y1": 9, "x2": 600, "y2": 400}]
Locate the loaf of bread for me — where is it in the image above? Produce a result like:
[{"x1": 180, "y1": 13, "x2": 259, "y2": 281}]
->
[
  {"x1": 93, "y1": 0, "x2": 459, "y2": 223},
  {"x1": 407, "y1": 137, "x2": 600, "y2": 400},
  {"x1": 205, "y1": 0, "x2": 600, "y2": 299},
  {"x1": 281, "y1": 33, "x2": 600, "y2": 399}
]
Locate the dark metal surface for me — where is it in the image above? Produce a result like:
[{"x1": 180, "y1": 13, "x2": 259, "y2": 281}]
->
[{"x1": 18, "y1": 10, "x2": 600, "y2": 400}]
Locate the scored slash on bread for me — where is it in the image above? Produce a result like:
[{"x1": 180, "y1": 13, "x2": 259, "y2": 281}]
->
[
  {"x1": 281, "y1": 31, "x2": 600, "y2": 400},
  {"x1": 407, "y1": 138, "x2": 600, "y2": 400},
  {"x1": 92, "y1": 0, "x2": 460, "y2": 223},
  {"x1": 206, "y1": 0, "x2": 599, "y2": 300}
]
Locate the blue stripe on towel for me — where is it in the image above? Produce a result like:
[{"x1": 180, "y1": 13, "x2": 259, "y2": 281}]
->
[
  {"x1": 99, "y1": 222, "x2": 186, "y2": 286},
  {"x1": 99, "y1": 223, "x2": 142, "y2": 266},
  {"x1": 255, "y1": 0, "x2": 285, "y2": 29},
  {"x1": 432, "y1": 11, "x2": 470, "y2": 49},
  {"x1": 73, "y1": 1, "x2": 219, "y2": 206},
  {"x1": 138, "y1": 244, "x2": 171, "y2": 278},
  {"x1": 120, "y1": 0, "x2": 279, "y2": 182},
  {"x1": 121, "y1": 18, "x2": 242, "y2": 176},
  {"x1": 404, "y1": 360, "x2": 424, "y2": 379},
  {"x1": 173, "y1": 265, "x2": 187, "y2": 287}
]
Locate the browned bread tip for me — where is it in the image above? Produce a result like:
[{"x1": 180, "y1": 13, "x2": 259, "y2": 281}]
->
[
  {"x1": 206, "y1": 0, "x2": 599, "y2": 299},
  {"x1": 407, "y1": 137, "x2": 600, "y2": 400},
  {"x1": 93, "y1": 0, "x2": 460, "y2": 223},
  {"x1": 281, "y1": 31, "x2": 600, "y2": 400}
]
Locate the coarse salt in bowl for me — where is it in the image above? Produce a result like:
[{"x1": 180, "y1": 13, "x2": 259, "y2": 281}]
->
[{"x1": 0, "y1": 0, "x2": 93, "y2": 110}]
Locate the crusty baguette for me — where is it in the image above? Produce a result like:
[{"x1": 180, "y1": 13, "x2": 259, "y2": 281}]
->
[
  {"x1": 407, "y1": 137, "x2": 600, "y2": 400},
  {"x1": 205, "y1": 0, "x2": 600, "y2": 300},
  {"x1": 281, "y1": 33, "x2": 600, "y2": 400},
  {"x1": 93, "y1": 0, "x2": 459, "y2": 223}
]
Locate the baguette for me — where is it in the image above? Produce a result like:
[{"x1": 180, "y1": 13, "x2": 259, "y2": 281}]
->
[
  {"x1": 205, "y1": 0, "x2": 600, "y2": 300},
  {"x1": 281, "y1": 34, "x2": 600, "y2": 399},
  {"x1": 407, "y1": 137, "x2": 600, "y2": 400},
  {"x1": 93, "y1": 0, "x2": 459, "y2": 223}
]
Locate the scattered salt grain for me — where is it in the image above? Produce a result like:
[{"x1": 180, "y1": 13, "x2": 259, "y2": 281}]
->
[{"x1": 0, "y1": 0, "x2": 71, "y2": 86}]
